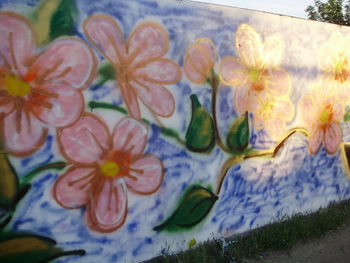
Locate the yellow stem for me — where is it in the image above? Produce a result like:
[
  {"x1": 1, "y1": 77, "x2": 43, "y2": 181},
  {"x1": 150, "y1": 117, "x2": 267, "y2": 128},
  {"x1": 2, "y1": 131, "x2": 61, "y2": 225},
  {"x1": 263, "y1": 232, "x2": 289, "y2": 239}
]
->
[{"x1": 215, "y1": 127, "x2": 309, "y2": 195}]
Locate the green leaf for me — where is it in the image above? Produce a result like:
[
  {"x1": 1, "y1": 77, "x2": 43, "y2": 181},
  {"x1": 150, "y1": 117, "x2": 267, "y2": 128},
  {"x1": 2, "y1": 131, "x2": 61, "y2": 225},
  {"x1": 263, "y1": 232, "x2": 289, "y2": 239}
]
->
[
  {"x1": 49, "y1": 0, "x2": 77, "y2": 41},
  {"x1": 0, "y1": 153, "x2": 19, "y2": 210},
  {"x1": 98, "y1": 62, "x2": 116, "y2": 81},
  {"x1": 185, "y1": 94, "x2": 215, "y2": 153},
  {"x1": 226, "y1": 112, "x2": 249, "y2": 153},
  {"x1": 344, "y1": 108, "x2": 350, "y2": 122},
  {"x1": 153, "y1": 185, "x2": 218, "y2": 232},
  {"x1": 0, "y1": 233, "x2": 85, "y2": 263}
]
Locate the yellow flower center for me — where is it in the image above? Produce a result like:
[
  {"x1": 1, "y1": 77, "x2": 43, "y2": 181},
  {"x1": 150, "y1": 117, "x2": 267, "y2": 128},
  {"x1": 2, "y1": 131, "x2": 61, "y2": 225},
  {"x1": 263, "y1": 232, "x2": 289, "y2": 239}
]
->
[
  {"x1": 100, "y1": 161, "x2": 120, "y2": 177},
  {"x1": 249, "y1": 68, "x2": 261, "y2": 83},
  {"x1": 4, "y1": 73, "x2": 31, "y2": 97}
]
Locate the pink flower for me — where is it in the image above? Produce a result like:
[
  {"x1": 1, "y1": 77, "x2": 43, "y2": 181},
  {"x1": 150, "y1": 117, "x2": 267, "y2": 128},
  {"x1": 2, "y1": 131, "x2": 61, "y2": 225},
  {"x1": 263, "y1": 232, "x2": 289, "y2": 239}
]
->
[
  {"x1": 299, "y1": 81, "x2": 344, "y2": 155},
  {"x1": 83, "y1": 14, "x2": 182, "y2": 120},
  {"x1": 183, "y1": 38, "x2": 217, "y2": 84},
  {"x1": 0, "y1": 12, "x2": 96, "y2": 156},
  {"x1": 219, "y1": 24, "x2": 293, "y2": 138},
  {"x1": 53, "y1": 114, "x2": 164, "y2": 233}
]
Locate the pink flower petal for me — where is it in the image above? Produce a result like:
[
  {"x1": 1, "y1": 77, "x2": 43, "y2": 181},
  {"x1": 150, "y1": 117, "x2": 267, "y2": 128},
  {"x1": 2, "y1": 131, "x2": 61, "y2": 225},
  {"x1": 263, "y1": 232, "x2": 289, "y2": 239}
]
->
[
  {"x1": 298, "y1": 94, "x2": 316, "y2": 126},
  {"x1": 235, "y1": 24, "x2": 263, "y2": 68},
  {"x1": 112, "y1": 117, "x2": 148, "y2": 157},
  {"x1": 118, "y1": 80, "x2": 141, "y2": 119},
  {"x1": 58, "y1": 113, "x2": 110, "y2": 164},
  {"x1": 126, "y1": 154, "x2": 164, "y2": 194},
  {"x1": 133, "y1": 58, "x2": 181, "y2": 84},
  {"x1": 53, "y1": 166, "x2": 95, "y2": 209},
  {"x1": 183, "y1": 38, "x2": 216, "y2": 83},
  {"x1": 28, "y1": 37, "x2": 96, "y2": 89},
  {"x1": 267, "y1": 68, "x2": 291, "y2": 96},
  {"x1": 329, "y1": 97, "x2": 344, "y2": 121},
  {"x1": 219, "y1": 56, "x2": 246, "y2": 87},
  {"x1": 266, "y1": 117, "x2": 286, "y2": 140},
  {"x1": 324, "y1": 122, "x2": 342, "y2": 154},
  {"x1": 128, "y1": 22, "x2": 169, "y2": 67},
  {"x1": 0, "y1": 100, "x2": 15, "y2": 116},
  {"x1": 183, "y1": 55, "x2": 207, "y2": 84},
  {"x1": 234, "y1": 84, "x2": 250, "y2": 113},
  {"x1": 275, "y1": 98, "x2": 295, "y2": 121},
  {"x1": 31, "y1": 84, "x2": 83, "y2": 127},
  {"x1": 87, "y1": 178, "x2": 127, "y2": 233},
  {"x1": 0, "y1": 12, "x2": 35, "y2": 72},
  {"x1": 130, "y1": 78, "x2": 175, "y2": 117},
  {"x1": 195, "y1": 38, "x2": 217, "y2": 67},
  {"x1": 309, "y1": 124, "x2": 323, "y2": 155},
  {"x1": 83, "y1": 14, "x2": 126, "y2": 63},
  {"x1": 2, "y1": 110, "x2": 47, "y2": 156}
]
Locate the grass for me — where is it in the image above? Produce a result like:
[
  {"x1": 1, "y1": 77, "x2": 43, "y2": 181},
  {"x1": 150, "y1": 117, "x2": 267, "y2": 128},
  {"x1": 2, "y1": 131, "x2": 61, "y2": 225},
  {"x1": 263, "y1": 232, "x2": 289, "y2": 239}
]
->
[{"x1": 146, "y1": 198, "x2": 350, "y2": 263}]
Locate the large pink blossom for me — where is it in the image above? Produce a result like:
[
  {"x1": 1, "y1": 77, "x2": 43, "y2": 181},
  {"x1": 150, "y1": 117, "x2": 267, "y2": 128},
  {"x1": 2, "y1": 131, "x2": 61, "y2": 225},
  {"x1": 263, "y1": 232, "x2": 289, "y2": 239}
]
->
[
  {"x1": 83, "y1": 14, "x2": 181, "y2": 120},
  {"x1": 0, "y1": 12, "x2": 96, "y2": 156},
  {"x1": 53, "y1": 114, "x2": 164, "y2": 233}
]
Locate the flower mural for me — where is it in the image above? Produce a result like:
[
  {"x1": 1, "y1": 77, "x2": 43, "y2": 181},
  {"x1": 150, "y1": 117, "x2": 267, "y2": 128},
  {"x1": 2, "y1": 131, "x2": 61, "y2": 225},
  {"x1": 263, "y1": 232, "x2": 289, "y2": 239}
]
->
[
  {"x1": 0, "y1": 12, "x2": 96, "y2": 156},
  {"x1": 219, "y1": 23, "x2": 293, "y2": 139},
  {"x1": 83, "y1": 14, "x2": 182, "y2": 120},
  {"x1": 299, "y1": 80, "x2": 344, "y2": 155},
  {"x1": 183, "y1": 38, "x2": 217, "y2": 84},
  {"x1": 53, "y1": 114, "x2": 164, "y2": 232},
  {"x1": 1, "y1": 1, "x2": 350, "y2": 263}
]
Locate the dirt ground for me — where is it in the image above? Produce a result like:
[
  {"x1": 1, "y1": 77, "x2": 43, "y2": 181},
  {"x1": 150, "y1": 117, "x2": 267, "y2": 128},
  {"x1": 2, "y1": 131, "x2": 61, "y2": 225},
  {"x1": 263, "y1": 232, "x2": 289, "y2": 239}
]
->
[{"x1": 248, "y1": 224, "x2": 350, "y2": 263}]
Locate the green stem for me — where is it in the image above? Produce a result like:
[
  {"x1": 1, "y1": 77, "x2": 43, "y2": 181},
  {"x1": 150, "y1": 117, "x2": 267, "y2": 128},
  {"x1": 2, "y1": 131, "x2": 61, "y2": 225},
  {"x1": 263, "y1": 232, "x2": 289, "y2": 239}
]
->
[
  {"x1": 208, "y1": 70, "x2": 232, "y2": 154},
  {"x1": 89, "y1": 101, "x2": 127, "y2": 114},
  {"x1": 94, "y1": 77, "x2": 108, "y2": 88},
  {"x1": 20, "y1": 161, "x2": 66, "y2": 186},
  {"x1": 88, "y1": 101, "x2": 186, "y2": 145}
]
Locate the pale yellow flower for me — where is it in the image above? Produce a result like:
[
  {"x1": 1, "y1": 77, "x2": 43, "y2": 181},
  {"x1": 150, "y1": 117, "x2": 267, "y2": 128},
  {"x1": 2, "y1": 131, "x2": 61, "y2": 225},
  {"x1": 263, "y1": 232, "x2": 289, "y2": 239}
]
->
[
  {"x1": 299, "y1": 80, "x2": 344, "y2": 155},
  {"x1": 319, "y1": 32, "x2": 350, "y2": 103},
  {"x1": 219, "y1": 24, "x2": 293, "y2": 139}
]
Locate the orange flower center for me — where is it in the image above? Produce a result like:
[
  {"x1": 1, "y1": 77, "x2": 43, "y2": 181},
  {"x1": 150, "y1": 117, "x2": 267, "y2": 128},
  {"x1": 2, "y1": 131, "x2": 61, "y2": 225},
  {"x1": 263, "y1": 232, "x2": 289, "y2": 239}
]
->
[
  {"x1": 249, "y1": 68, "x2": 266, "y2": 91},
  {"x1": 3, "y1": 73, "x2": 31, "y2": 97},
  {"x1": 334, "y1": 57, "x2": 348, "y2": 83},
  {"x1": 100, "y1": 161, "x2": 120, "y2": 177},
  {"x1": 319, "y1": 104, "x2": 333, "y2": 128}
]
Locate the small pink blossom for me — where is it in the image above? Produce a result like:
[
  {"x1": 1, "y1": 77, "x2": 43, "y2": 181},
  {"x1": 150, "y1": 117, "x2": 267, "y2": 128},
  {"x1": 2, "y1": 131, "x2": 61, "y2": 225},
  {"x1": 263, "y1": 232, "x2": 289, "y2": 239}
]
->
[
  {"x1": 54, "y1": 114, "x2": 164, "y2": 233},
  {"x1": 183, "y1": 38, "x2": 217, "y2": 84},
  {"x1": 83, "y1": 14, "x2": 182, "y2": 120}
]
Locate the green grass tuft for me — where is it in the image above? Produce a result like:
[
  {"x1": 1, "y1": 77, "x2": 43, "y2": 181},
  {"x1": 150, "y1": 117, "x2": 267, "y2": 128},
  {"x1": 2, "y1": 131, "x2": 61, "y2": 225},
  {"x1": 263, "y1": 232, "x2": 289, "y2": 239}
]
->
[{"x1": 146, "y1": 199, "x2": 350, "y2": 263}]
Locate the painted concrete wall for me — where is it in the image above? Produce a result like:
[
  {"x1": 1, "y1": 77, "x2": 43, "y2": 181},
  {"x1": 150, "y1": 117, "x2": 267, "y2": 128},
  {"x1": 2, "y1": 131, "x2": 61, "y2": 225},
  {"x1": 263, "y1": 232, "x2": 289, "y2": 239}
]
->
[{"x1": 1, "y1": 0, "x2": 350, "y2": 262}]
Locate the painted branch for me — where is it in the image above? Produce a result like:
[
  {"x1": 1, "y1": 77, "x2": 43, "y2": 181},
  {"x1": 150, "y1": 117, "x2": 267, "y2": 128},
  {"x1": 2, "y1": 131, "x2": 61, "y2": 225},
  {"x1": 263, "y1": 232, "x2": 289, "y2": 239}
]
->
[
  {"x1": 20, "y1": 161, "x2": 66, "y2": 186},
  {"x1": 215, "y1": 127, "x2": 309, "y2": 195}
]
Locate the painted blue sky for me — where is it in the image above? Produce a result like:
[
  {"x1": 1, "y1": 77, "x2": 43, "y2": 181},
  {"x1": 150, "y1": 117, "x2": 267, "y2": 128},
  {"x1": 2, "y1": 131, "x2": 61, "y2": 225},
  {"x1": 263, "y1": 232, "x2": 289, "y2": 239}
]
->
[{"x1": 191, "y1": 0, "x2": 315, "y2": 18}]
